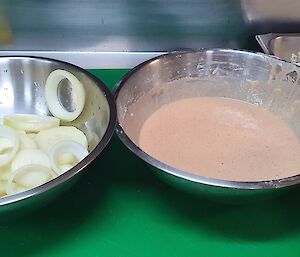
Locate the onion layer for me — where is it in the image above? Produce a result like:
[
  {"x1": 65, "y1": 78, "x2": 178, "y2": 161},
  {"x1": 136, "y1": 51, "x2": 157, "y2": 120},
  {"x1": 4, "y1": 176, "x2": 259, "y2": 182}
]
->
[
  {"x1": 4, "y1": 114, "x2": 59, "y2": 132},
  {"x1": 12, "y1": 149, "x2": 51, "y2": 171},
  {"x1": 35, "y1": 126, "x2": 88, "y2": 154},
  {"x1": 0, "y1": 125, "x2": 19, "y2": 167},
  {"x1": 18, "y1": 133, "x2": 37, "y2": 150},
  {"x1": 50, "y1": 140, "x2": 88, "y2": 175},
  {"x1": 45, "y1": 69, "x2": 85, "y2": 121},
  {"x1": 6, "y1": 164, "x2": 55, "y2": 194}
]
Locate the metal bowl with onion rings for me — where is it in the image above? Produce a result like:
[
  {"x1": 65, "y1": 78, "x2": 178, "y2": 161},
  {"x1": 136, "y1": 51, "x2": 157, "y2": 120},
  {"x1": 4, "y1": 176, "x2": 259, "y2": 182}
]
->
[{"x1": 0, "y1": 56, "x2": 116, "y2": 212}]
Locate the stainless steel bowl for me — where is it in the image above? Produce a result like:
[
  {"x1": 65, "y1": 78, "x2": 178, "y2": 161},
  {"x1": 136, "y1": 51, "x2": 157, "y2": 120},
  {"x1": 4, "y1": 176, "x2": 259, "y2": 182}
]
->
[
  {"x1": 114, "y1": 49, "x2": 300, "y2": 198},
  {"x1": 0, "y1": 56, "x2": 116, "y2": 209}
]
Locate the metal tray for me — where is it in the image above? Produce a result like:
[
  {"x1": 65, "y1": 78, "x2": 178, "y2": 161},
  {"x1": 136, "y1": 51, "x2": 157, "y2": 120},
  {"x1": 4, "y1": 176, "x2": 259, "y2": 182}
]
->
[{"x1": 256, "y1": 33, "x2": 300, "y2": 64}]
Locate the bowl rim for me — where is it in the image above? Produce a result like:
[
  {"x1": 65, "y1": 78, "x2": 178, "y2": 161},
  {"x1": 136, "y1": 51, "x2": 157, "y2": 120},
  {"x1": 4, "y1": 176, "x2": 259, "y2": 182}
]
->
[
  {"x1": 113, "y1": 48, "x2": 300, "y2": 190},
  {"x1": 0, "y1": 55, "x2": 116, "y2": 206}
]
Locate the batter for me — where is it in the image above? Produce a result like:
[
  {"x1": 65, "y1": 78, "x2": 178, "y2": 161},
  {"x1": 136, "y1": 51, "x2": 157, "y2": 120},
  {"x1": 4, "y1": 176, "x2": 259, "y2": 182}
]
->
[{"x1": 137, "y1": 97, "x2": 300, "y2": 181}]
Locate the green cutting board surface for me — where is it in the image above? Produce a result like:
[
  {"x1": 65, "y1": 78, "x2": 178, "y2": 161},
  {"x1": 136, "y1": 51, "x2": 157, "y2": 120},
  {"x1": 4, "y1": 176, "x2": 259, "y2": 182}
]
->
[{"x1": 2, "y1": 69, "x2": 300, "y2": 257}]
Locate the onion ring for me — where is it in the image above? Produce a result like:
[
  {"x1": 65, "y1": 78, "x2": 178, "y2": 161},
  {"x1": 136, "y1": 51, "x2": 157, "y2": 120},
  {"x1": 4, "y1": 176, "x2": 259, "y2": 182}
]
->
[{"x1": 45, "y1": 69, "x2": 85, "y2": 121}]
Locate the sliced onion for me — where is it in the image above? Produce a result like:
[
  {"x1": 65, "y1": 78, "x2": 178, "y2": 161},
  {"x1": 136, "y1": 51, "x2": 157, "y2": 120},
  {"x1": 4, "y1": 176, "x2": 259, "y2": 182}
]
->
[
  {"x1": 0, "y1": 137, "x2": 13, "y2": 152},
  {"x1": 0, "y1": 164, "x2": 11, "y2": 180},
  {"x1": 45, "y1": 69, "x2": 85, "y2": 121},
  {"x1": 6, "y1": 164, "x2": 55, "y2": 195},
  {"x1": 0, "y1": 181, "x2": 8, "y2": 196},
  {"x1": 11, "y1": 149, "x2": 50, "y2": 171},
  {"x1": 58, "y1": 153, "x2": 77, "y2": 165},
  {"x1": 58, "y1": 164, "x2": 73, "y2": 173},
  {"x1": 27, "y1": 133, "x2": 36, "y2": 139},
  {"x1": 50, "y1": 140, "x2": 88, "y2": 175},
  {"x1": 35, "y1": 126, "x2": 88, "y2": 154},
  {"x1": 3, "y1": 114, "x2": 60, "y2": 132},
  {"x1": 18, "y1": 133, "x2": 37, "y2": 150},
  {"x1": 0, "y1": 125, "x2": 19, "y2": 167},
  {"x1": 5, "y1": 182, "x2": 27, "y2": 196}
]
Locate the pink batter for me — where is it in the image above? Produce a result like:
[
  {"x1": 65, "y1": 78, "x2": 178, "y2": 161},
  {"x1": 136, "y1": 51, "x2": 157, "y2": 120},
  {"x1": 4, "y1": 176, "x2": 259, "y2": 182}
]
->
[{"x1": 138, "y1": 97, "x2": 300, "y2": 181}]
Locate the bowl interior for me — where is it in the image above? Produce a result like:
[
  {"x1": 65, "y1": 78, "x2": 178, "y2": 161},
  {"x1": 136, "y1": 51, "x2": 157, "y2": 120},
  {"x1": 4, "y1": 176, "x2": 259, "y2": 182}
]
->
[
  {"x1": 0, "y1": 56, "x2": 111, "y2": 151},
  {"x1": 115, "y1": 49, "x2": 300, "y2": 188}
]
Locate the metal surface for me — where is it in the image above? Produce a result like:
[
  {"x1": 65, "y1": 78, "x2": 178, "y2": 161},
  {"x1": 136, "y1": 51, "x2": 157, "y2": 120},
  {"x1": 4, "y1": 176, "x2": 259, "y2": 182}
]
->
[
  {"x1": 0, "y1": 56, "x2": 116, "y2": 207},
  {"x1": 114, "y1": 49, "x2": 300, "y2": 190},
  {"x1": 4, "y1": 0, "x2": 300, "y2": 70},
  {"x1": 0, "y1": 0, "x2": 299, "y2": 68},
  {"x1": 256, "y1": 34, "x2": 300, "y2": 64},
  {"x1": 241, "y1": 0, "x2": 300, "y2": 33},
  {"x1": 0, "y1": 51, "x2": 164, "y2": 69},
  {"x1": 242, "y1": 0, "x2": 300, "y2": 22},
  {"x1": 0, "y1": 0, "x2": 251, "y2": 53}
]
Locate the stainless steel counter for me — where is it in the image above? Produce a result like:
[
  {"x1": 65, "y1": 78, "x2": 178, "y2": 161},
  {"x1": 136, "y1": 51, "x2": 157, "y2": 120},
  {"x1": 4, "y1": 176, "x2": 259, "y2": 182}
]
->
[{"x1": 0, "y1": 0, "x2": 299, "y2": 68}]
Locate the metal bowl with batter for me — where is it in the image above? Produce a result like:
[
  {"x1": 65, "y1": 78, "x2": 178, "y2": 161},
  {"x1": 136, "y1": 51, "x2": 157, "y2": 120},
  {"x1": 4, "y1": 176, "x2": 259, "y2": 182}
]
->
[{"x1": 114, "y1": 49, "x2": 300, "y2": 199}]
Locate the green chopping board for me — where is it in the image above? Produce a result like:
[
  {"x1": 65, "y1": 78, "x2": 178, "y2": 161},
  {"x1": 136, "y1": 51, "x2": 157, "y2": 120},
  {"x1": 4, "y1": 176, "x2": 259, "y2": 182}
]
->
[{"x1": 2, "y1": 69, "x2": 300, "y2": 257}]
